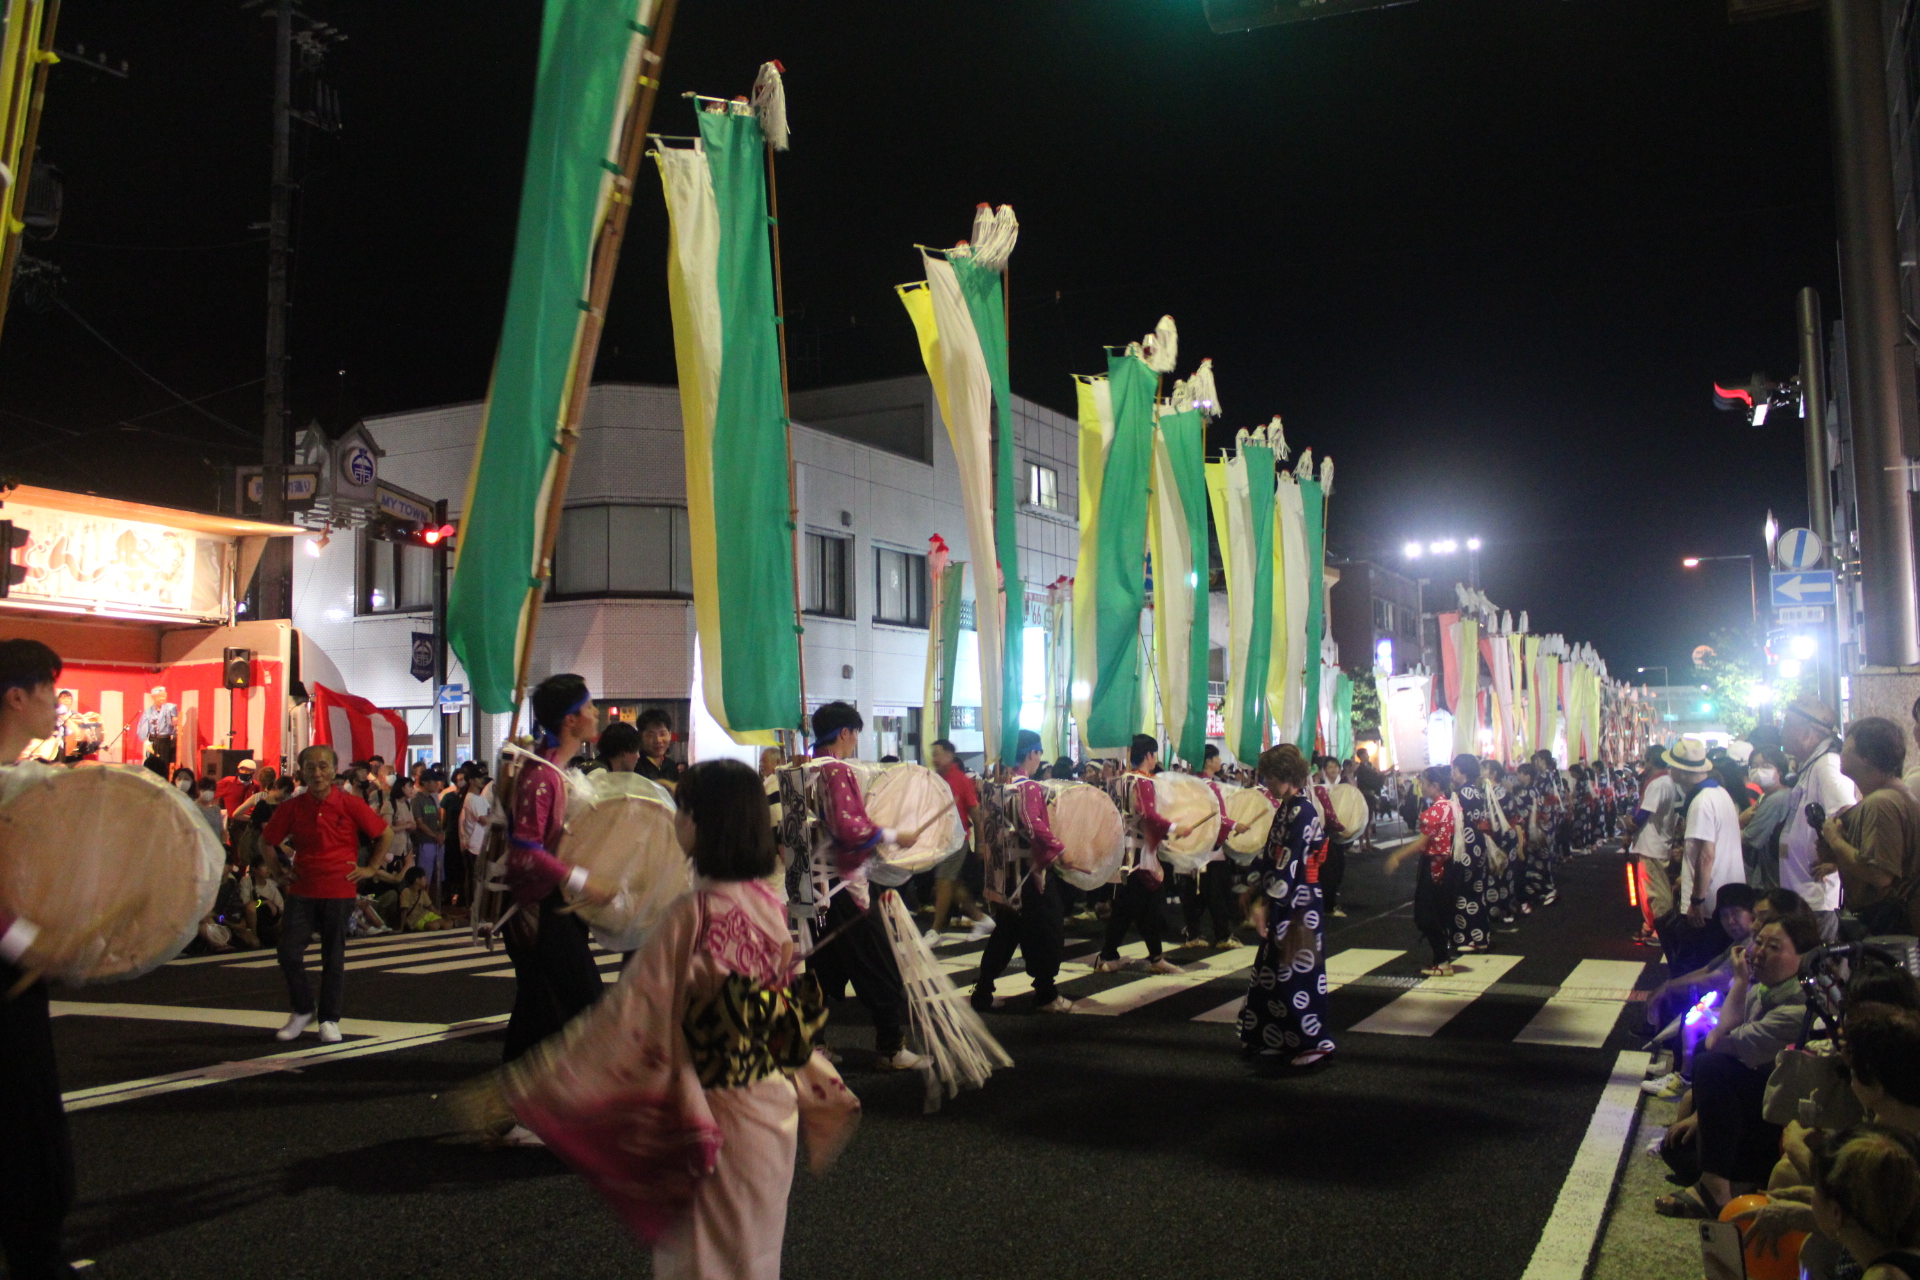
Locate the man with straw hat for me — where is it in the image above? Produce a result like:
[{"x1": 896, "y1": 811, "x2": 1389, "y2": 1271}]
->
[
  {"x1": 1663, "y1": 736, "x2": 1747, "y2": 974},
  {"x1": 1780, "y1": 697, "x2": 1855, "y2": 943}
]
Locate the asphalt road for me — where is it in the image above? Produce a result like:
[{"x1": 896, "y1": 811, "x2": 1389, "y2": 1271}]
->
[{"x1": 43, "y1": 827, "x2": 1657, "y2": 1280}]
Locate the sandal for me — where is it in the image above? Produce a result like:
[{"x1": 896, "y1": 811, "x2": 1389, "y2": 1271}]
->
[
  {"x1": 1420, "y1": 964, "x2": 1458, "y2": 977},
  {"x1": 1653, "y1": 1182, "x2": 1724, "y2": 1219}
]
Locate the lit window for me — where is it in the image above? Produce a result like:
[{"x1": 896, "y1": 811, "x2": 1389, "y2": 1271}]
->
[
  {"x1": 1028, "y1": 463, "x2": 1059, "y2": 510},
  {"x1": 874, "y1": 546, "x2": 928, "y2": 627}
]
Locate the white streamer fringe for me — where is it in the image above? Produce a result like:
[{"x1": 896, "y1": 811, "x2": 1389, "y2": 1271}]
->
[
  {"x1": 878, "y1": 892, "x2": 1012, "y2": 1113},
  {"x1": 752, "y1": 61, "x2": 789, "y2": 151}
]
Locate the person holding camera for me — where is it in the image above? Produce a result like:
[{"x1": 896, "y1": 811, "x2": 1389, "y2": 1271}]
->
[{"x1": 1818, "y1": 717, "x2": 1920, "y2": 939}]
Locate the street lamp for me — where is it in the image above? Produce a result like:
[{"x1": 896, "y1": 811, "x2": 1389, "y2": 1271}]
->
[
  {"x1": 1681, "y1": 554, "x2": 1758, "y2": 624},
  {"x1": 1401, "y1": 535, "x2": 1482, "y2": 590},
  {"x1": 1637, "y1": 665, "x2": 1668, "y2": 685}
]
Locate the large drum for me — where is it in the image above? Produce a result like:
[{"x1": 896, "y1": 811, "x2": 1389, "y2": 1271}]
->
[
  {"x1": 563, "y1": 769, "x2": 687, "y2": 952},
  {"x1": 1040, "y1": 780, "x2": 1124, "y2": 891},
  {"x1": 1328, "y1": 782, "x2": 1370, "y2": 842},
  {"x1": 1220, "y1": 783, "x2": 1278, "y2": 863},
  {"x1": 863, "y1": 763, "x2": 964, "y2": 886},
  {"x1": 0, "y1": 762, "x2": 223, "y2": 983},
  {"x1": 1153, "y1": 772, "x2": 1224, "y2": 874}
]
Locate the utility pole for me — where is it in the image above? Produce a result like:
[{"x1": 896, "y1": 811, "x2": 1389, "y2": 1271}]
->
[
  {"x1": 1825, "y1": 0, "x2": 1920, "y2": 668},
  {"x1": 258, "y1": 0, "x2": 294, "y2": 618},
  {"x1": 1797, "y1": 287, "x2": 1842, "y2": 711},
  {"x1": 432, "y1": 498, "x2": 452, "y2": 766}
]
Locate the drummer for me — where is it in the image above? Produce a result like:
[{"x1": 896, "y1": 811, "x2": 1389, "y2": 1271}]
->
[
  {"x1": 1096, "y1": 734, "x2": 1183, "y2": 975},
  {"x1": 971, "y1": 729, "x2": 1071, "y2": 1014},
  {"x1": 801, "y1": 701, "x2": 933, "y2": 1072},
  {"x1": 0, "y1": 639, "x2": 80, "y2": 1280}
]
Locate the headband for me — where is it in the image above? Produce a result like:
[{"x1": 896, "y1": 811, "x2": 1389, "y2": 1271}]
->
[{"x1": 535, "y1": 688, "x2": 594, "y2": 751}]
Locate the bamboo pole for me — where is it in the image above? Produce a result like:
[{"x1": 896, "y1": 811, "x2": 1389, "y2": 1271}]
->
[
  {"x1": 506, "y1": 0, "x2": 682, "y2": 737},
  {"x1": 0, "y1": 0, "x2": 59, "y2": 348},
  {"x1": 766, "y1": 131, "x2": 809, "y2": 756}
]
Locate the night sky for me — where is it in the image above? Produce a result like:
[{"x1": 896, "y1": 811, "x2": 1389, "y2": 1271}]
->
[{"x1": 0, "y1": 0, "x2": 1832, "y2": 681}]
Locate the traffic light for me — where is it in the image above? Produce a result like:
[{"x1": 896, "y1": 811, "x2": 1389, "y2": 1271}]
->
[
  {"x1": 420, "y1": 522, "x2": 456, "y2": 548},
  {"x1": 1712, "y1": 373, "x2": 1796, "y2": 427},
  {"x1": 0, "y1": 520, "x2": 26, "y2": 596},
  {"x1": 367, "y1": 514, "x2": 455, "y2": 550}
]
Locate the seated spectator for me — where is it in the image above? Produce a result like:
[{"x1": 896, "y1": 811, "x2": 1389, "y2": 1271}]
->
[
  {"x1": 1810, "y1": 1127, "x2": 1920, "y2": 1279},
  {"x1": 245, "y1": 854, "x2": 285, "y2": 948},
  {"x1": 1643, "y1": 882, "x2": 1759, "y2": 1048},
  {"x1": 1656, "y1": 913, "x2": 1823, "y2": 1218},
  {"x1": 398, "y1": 867, "x2": 446, "y2": 931}
]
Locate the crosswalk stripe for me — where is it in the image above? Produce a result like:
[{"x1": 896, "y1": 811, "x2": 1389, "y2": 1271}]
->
[
  {"x1": 1073, "y1": 946, "x2": 1257, "y2": 1015},
  {"x1": 222, "y1": 934, "x2": 471, "y2": 969},
  {"x1": 982, "y1": 941, "x2": 1144, "y2": 1001},
  {"x1": 1512, "y1": 959, "x2": 1646, "y2": 1049},
  {"x1": 1348, "y1": 952, "x2": 1525, "y2": 1037},
  {"x1": 1193, "y1": 946, "x2": 1403, "y2": 1024}
]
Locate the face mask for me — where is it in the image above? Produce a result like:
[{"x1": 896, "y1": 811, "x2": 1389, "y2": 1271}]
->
[
  {"x1": 1750, "y1": 767, "x2": 1779, "y2": 789},
  {"x1": 175, "y1": 777, "x2": 192, "y2": 791}
]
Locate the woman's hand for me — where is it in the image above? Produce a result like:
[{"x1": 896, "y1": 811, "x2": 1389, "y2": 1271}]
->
[
  {"x1": 1730, "y1": 1201, "x2": 1817, "y2": 1253},
  {"x1": 1731, "y1": 941, "x2": 1752, "y2": 984}
]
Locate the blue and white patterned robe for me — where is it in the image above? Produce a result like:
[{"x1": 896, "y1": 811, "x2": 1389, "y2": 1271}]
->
[{"x1": 1239, "y1": 793, "x2": 1335, "y2": 1058}]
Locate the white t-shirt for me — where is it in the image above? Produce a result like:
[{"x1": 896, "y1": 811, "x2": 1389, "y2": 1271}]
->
[
  {"x1": 1679, "y1": 780, "x2": 1746, "y2": 911},
  {"x1": 1631, "y1": 774, "x2": 1682, "y2": 860},
  {"x1": 1781, "y1": 743, "x2": 1855, "y2": 912}
]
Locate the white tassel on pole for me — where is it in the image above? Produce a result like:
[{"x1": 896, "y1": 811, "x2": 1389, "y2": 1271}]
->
[
  {"x1": 877, "y1": 892, "x2": 1012, "y2": 1112},
  {"x1": 1180, "y1": 357, "x2": 1221, "y2": 419},
  {"x1": 1142, "y1": 315, "x2": 1178, "y2": 374},
  {"x1": 751, "y1": 61, "x2": 789, "y2": 151},
  {"x1": 1320, "y1": 454, "x2": 1334, "y2": 493},
  {"x1": 1268, "y1": 415, "x2": 1289, "y2": 461},
  {"x1": 967, "y1": 203, "x2": 1019, "y2": 272}
]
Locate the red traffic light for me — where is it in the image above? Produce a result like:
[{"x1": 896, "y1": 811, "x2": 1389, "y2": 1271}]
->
[{"x1": 423, "y1": 523, "x2": 455, "y2": 546}]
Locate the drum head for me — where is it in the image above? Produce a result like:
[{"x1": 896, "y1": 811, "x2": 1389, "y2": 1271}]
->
[
  {"x1": 1154, "y1": 773, "x2": 1223, "y2": 874},
  {"x1": 866, "y1": 764, "x2": 964, "y2": 876},
  {"x1": 1330, "y1": 782, "x2": 1370, "y2": 839},
  {"x1": 1045, "y1": 782, "x2": 1124, "y2": 891},
  {"x1": 1221, "y1": 784, "x2": 1277, "y2": 861},
  {"x1": 0, "y1": 763, "x2": 223, "y2": 983},
  {"x1": 565, "y1": 786, "x2": 687, "y2": 953}
]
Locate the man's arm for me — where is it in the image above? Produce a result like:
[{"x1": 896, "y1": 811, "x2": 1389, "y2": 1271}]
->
[{"x1": 1821, "y1": 802, "x2": 1899, "y2": 890}]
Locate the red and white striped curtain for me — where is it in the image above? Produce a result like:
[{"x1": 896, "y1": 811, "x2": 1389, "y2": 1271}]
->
[{"x1": 311, "y1": 682, "x2": 408, "y2": 764}]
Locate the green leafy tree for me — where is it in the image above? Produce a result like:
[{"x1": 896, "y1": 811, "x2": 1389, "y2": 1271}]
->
[
  {"x1": 1349, "y1": 668, "x2": 1381, "y2": 737},
  {"x1": 1692, "y1": 627, "x2": 1811, "y2": 741}
]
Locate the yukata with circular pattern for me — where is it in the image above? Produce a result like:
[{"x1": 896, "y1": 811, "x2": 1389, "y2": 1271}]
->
[
  {"x1": 1526, "y1": 771, "x2": 1563, "y2": 903},
  {"x1": 1450, "y1": 781, "x2": 1495, "y2": 952},
  {"x1": 1238, "y1": 793, "x2": 1334, "y2": 1058}
]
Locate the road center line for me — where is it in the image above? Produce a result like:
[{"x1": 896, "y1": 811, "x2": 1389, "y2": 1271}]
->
[{"x1": 1519, "y1": 1049, "x2": 1653, "y2": 1280}]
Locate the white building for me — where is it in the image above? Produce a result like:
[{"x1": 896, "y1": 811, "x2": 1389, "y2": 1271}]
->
[{"x1": 289, "y1": 376, "x2": 1080, "y2": 766}]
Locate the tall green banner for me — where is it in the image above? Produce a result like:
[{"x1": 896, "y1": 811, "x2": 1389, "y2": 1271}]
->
[
  {"x1": 1087, "y1": 352, "x2": 1157, "y2": 747},
  {"x1": 1234, "y1": 441, "x2": 1276, "y2": 765},
  {"x1": 1296, "y1": 470, "x2": 1326, "y2": 753},
  {"x1": 1155, "y1": 407, "x2": 1211, "y2": 766},
  {"x1": 447, "y1": 0, "x2": 655, "y2": 714},
  {"x1": 656, "y1": 102, "x2": 801, "y2": 737}
]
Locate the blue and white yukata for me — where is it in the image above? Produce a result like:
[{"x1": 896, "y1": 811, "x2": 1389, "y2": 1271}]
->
[
  {"x1": 1450, "y1": 781, "x2": 1496, "y2": 953},
  {"x1": 1238, "y1": 793, "x2": 1335, "y2": 1059}
]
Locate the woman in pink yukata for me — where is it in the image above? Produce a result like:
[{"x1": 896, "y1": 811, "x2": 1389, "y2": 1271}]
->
[{"x1": 487, "y1": 758, "x2": 859, "y2": 1280}]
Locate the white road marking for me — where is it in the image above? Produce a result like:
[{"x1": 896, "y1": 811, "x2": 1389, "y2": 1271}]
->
[
  {"x1": 50, "y1": 1001, "x2": 442, "y2": 1038},
  {"x1": 222, "y1": 934, "x2": 474, "y2": 969},
  {"x1": 1513, "y1": 959, "x2": 1646, "y2": 1049},
  {"x1": 1193, "y1": 946, "x2": 1404, "y2": 1023},
  {"x1": 1347, "y1": 952, "x2": 1524, "y2": 1037},
  {"x1": 61, "y1": 1014, "x2": 510, "y2": 1112},
  {"x1": 983, "y1": 941, "x2": 1146, "y2": 1001},
  {"x1": 1073, "y1": 946, "x2": 1259, "y2": 1015},
  {"x1": 1518, "y1": 1049, "x2": 1652, "y2": 1279}
]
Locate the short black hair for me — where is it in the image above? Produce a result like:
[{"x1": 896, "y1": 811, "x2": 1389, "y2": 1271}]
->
[
  {"x1": 1016, "y1": 729, "x2": 1043, "y2": 765},
  {"x1": 675, "y1": 759, "x2": 778, "y2": 881},
  {"x1": 635, "y1": 707, "x2": 673, "y2": 734},
  {"x1": 1052, "y1": 756, "x2": 1076, "y2": 778},
  {"x1": 811, "y1": 701, "x2": 862, "y2": 746},
  {"x1": 1760, "y1": 886, "x2": 1809, "y2": 920},
  {"x1": 402, "y1": 866, "x2": 426, "y2": 886},
  {"x1": 931, "y1": 738, "x2": 957, "y2": 754},
  {"x1": 0, "y1": 639, "x2": 60, "y2": 693},
  {"x1": 1714, "y1": 883, "x2": 1757, "y2": 915},
  {"x1": 1452, "y1": 753, "x2": 1482, "y2": 783},
  {"x1": 1422, "y1": 765, "x2": 1453, "y2": 794},
  {"x1": 1203, "y1": 744, "x2": 1220, "y2": 762},
  {"x1": 531, "y1": 673, "x2": 591, "y2": 736},
  {"x1": 599, "y1": 720, "x2": 642, "y2": 760},
  {"x1": 1129, "y1": 733, "x2": 1158, "y2": 767},
  {"x1": 879, "y1": 754, "x2": 900, "y2": 763},
  {"x1": 1765, "y1": 913, "x2": 1824, "y2": 956},
  {"x1": 1846, "y1": 1007, "x2": 1920, "y2": 1107},
  {"x1": 1848, "y1": 716, "x2": 1908, "y2": 776}
]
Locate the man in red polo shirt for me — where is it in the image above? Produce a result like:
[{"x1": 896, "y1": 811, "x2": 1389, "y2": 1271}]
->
[
  {"x1": 262, "y1": 743, "x2": 391, "y2": 1044},
  {"x1": 213, "y1": 758, "x2": 259, "y2": 819}
]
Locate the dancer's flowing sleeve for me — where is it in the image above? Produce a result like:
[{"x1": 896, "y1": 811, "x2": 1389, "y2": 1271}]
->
[
  {"x1": 507, "y1": 765, "x2": 577, "y2": 902},
  {"x1": 502, "y1": 893, "x2": 721, "y2": 1243},
  {"x1": 819, "y1": 762, "x2": 893, "y2": 865},
  {"x1": 1133, "y1": 777, "x2": 1171, "y2": 849}
]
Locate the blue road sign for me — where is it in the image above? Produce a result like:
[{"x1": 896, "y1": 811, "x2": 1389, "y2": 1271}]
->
[
  {"x1": 1776, "y1": 527, "x2": 1825, "y2": 570},
  {"x1": 1770, "y1": 570, "x2": 1836, "y2": 608}
]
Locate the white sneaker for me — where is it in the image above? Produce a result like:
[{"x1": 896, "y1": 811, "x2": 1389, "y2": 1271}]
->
[
  {"x1": 1147, "y1": 958, "x2": 1184, "y2": 975},
  {"x1": 878, "y1": 1047, "x2": 932, "y2": 1071},
  {"x1": 275, "y1": 1012, "x2": 314, "y2": 1042},
  {"x1": 1645, "y1": 1051, "x2": 1674, "y2": 1078},
  {"x1": 1640, "y1": 1071, "x2": 1682, "y2": 1097},
  {"x1": 922, "y1": 928, "x2": 946, "y2": 944},
  {"x1": 966, "y1": 916, "x2": 996, "y2": 940},
  {"x1": 500, "y1": 1124, "x2": 545, "y2": 1148},
  {"x1": 316, "y1": 1021, "x2": 342, "y2": 1044},
  {"x1": 1037, "y1": 996, "x2": 1074, "y2": 1014}
]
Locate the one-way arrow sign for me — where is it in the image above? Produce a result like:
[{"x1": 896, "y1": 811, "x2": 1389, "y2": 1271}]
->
[{"x1": 1771, "y1": 570, "x2": 1837, "y2": 607}]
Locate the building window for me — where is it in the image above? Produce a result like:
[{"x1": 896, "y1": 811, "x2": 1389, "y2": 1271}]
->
[
  {"x1": 874, "y1": 546, "x2": 928, "y2": 627},
  {"x1": 804, "y1": 532, "x2": 851, "y2": 618},
  {"x1": 552, "y1": 504, "x2": 693, "y2": 598},
  {"x1": 357, "y1": 530, "x2": 434, "y2": 615},
  {"x1": 1372, "y1": 597, "x2": 1395, "y2": 632},
  {"x1": 1028, "y1": 462, "x2": 1059, "y2": 510}
]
